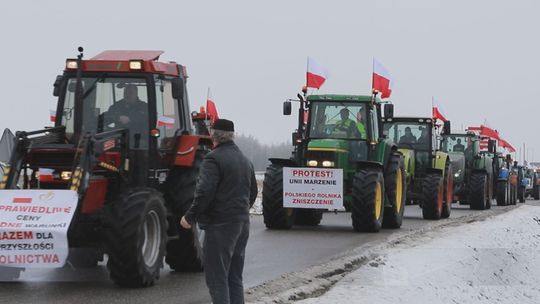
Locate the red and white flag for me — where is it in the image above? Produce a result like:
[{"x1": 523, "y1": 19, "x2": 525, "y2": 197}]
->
[
  {"x1": 50, "y1": 110, "x2": 56, "y2": 123},
  {"x1": 157, "y1": 116, "x2": 175, "y2": 127},
  {"x1": 498, "y1": 138, "x2": 516, "y2": 153},
  {"x1": 432, "y1": 97, "x2": 448, "y2": 122},
  {"x1": 372, "y1": 58, "x2": 392, "y2": 98},
  {"x1": 206, "y1": 88, "x2": 219, "y2": 124},
  {"x1": 480, "y1": 125, "x2": 500, "y2": 141},
  {"x1": 38, "y1": 168, "x2": 54, "y2": 182},
  {"x1": 306, "y1": 57, "x2": 329, "y2": 89}
]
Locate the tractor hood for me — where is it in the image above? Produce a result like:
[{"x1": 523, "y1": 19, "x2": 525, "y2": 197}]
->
[
  {"x1": 448, "y1": 152, "x2": 465, "y2": 182},
  {"x1": 307, "y1": 139, "x2": 349, "y2": 153}
]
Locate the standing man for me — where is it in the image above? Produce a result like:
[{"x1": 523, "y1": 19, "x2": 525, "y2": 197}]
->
[{"x1": 180, "y1": 119, "x2": 257, "y2": 304}]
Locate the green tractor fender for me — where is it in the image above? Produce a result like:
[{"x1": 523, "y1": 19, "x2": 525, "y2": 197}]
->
[
  {"x1": 432, "y1": 151, "x2": 450, "y2": 176},
  {"x1": 398, "y1": 148, "x2": 415, "y2": 183}
]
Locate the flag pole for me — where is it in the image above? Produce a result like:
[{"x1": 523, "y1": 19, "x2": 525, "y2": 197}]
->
[{"x1": 206, "y1": 87, "x2": 210, "y2": 121}]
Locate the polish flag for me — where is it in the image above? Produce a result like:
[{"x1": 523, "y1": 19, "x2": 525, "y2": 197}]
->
[
  {"x1": 306, "y1": 57, "x2": 329, "y2": 89},
  {"x1": 50, "y1": 110, "x2": 56, "y2": 123},
  {"x1": 480, "y1": 125, "x2": 500, "y2": 141},
  {"x1": 38, "y1": 168, "x2": 54, "y2": 182},
  {"x1": 498, "y1": 138, "x2": 516, "y2": 153},
  {"x1": 432, "y1": 97, "x2": 448, "y2": 122},
  {"x1": 372, "y1": 58, "x2": 392, "y2": 98},
  {"x1": 206, "y1": 89, "x2": 219, "y2": 124},
  {"x1": 157, "y1": 116, "x2": 175, "y2": 127}
]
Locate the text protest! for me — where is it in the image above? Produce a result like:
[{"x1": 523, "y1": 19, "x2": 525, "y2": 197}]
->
[
  {"x1": 283, "y1": 167, "x2": 343, "y2": 209},
  {"x1": 0, "y1": 190, "x2": 78, "y2": 268}
]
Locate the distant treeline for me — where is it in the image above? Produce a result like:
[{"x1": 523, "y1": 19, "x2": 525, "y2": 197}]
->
[{"x1": 235, "y1": 134, "x2": 292, "y2": 171}]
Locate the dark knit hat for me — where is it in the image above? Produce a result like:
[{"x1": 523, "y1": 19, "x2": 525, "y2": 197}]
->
[{"x1": 213, "y1": 119, "x2": 235, "y2": 132}]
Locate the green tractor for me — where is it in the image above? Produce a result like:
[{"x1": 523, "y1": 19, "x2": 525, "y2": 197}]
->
[
  {"x1": 262, "y1": 93, "x2": 405, "y2": 232},
  {"x1": 439, "y1": 133, "x2": 494, "y2": 210},
  {"x1": 382, "y1": 117, "x2": 453, "y2": 220}
]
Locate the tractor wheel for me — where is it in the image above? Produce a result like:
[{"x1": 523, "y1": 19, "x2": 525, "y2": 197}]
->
[
  {"x1": 382, "y1": 154, "x2": 406, "y2": 229},
  {"x1": 351, "y1": 168, "x2": 384, "y2": 232},
  {"x1": 67, "y1": 248, "x2": 103, "y2": 268},
  {"x1": 441, "y1": 164, "x2": 454, "y2": 219},
  {"x1": 0, "y1": 266, "x2": 23, "y2": 281},
  {"x1": 534, "y1": 185, "x2": 540, "y2": 200},
  {"x1": 262, "y1": 164, "x2": 295, "y2": 229},
  {"x1": 163, "y1": 153, "x2": 205, "y2": 272},
  {"x1": 510, "y1": 184, "x2": 517, "y2": 205},
  {"x1": 496, "y1": 181, "x2": 508, "y2": 206},
  {"x1": 422, "y1": 173, "x2": 444, "y2": 220},
  {"x1": 518, "y1": 187, "x2": 526, "y2": 203},
  {"x1": 486, "y1": 174, "x2": 493, "y2": 210},
  {"x1": 470, "y1": 173, "x2": 488, "y2": 210},
  {"x1": 294, "y1": 209, "x2": 323, "y2": 226},
  {"x1": 105, "y1": 188, "x2": 167, "y2": 287}
]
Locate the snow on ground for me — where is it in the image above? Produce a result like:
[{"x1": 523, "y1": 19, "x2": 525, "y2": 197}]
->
[
  {"x1": 249, "y1": 172, "x2": 264, "y2": 215},
  {"x1": 297, "y1": 204, "x2": 540, "y2": 304}
]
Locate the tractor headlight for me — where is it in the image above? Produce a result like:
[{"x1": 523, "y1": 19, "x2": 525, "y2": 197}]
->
[
  {"x1": 307, "y1": 160, "x2": 318, "y2": 167},
  {"x1": 65, "y1": 59, "x2": 78, "y2": 69},
  {"x1": 60, "y1": 171, "x2": 72, "y2": 180},
  {"x1": 129, "y1": 60, "x2": 143, "y2": 70},
  {"x1": 322, "y1": 160, "x2": 334, "y2": 167},
  {"x1": 454, "y1": 169, "x2": 461, "y2": 178}
]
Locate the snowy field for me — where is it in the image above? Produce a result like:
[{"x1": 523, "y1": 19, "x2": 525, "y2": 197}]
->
[{"x1": 296, "y1": 204, "x2": 540, "y2": 304}]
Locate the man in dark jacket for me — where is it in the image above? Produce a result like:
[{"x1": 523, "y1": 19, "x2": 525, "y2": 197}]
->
[{"x1": 180, "y1": 119, "x2": 257, "y2": 304}]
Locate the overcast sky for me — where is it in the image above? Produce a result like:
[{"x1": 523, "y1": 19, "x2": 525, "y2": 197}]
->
[{"x1": 1, "y1": 0, "x2": 539, "y2": 162}]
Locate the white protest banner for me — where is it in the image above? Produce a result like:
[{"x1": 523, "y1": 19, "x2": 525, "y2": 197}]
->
[
  {"x1": 283, "y1": 167, "x2": 343, "y2": 209},
  {"x1": 0, "y1": 190, "x2": 78, "y2": 268}
]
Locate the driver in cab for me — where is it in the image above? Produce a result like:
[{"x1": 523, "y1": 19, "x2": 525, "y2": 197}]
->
[
  {"x1": 104, "y1": 84, "x2": 148, "y2": 147},
  {"x1": 334, "y1": 108, "x2": 356, "y2": 136},
  {"x1": 399, "y1": 127, "x2": 417, "y2": 145}
]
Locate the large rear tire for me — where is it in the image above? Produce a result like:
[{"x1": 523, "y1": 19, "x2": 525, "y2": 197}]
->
[
  {"x1": 422, "y1": 173, "x2": 444, "y2": 220},
  {"x1": 294, "y1": 209, "x2": 323, "y2": 226},
  {"x1": 382, "y1": 154, "x2": 406, "y2": 229},
  {"x1": 351, "y1": 168, "x2": 384, "y2": 232},
  {"x1": 441, "y1": 164, "x2": 454, "y2": 219},
  {"x1": 163, "y1": 153, "x2": 205, "y2": 272},
  {"x1": 106, "y1": 188, "x2": 167, "y2": 287},
  {"x1": 262, "y1": 164, "x2": 295, "y2": 229},
  {"x1": 470, "y1": 173, "x2": 488, "y2": 210},
  {"x1": 496, "y1": 181, "x2": 508, "y2": 206}
]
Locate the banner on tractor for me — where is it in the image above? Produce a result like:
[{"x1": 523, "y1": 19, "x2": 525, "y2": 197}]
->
[
  {"x1": 283, "y1": 167, "x2": 343, "y2": 209},
  {"x1": 0, "y1": 190, "x2": 78, "y2": 268}
]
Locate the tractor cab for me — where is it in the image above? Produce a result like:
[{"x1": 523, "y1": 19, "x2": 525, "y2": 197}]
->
[{"x1": 383, "y1": 117, "x2": 437, "y2": 178}]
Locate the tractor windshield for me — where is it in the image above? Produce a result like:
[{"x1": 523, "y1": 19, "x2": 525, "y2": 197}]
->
[
  {"x1": 308, "y1": 102, "x2": 367, "y2": 140},
  {"x1": 61, "y1": 77, "x2": 149, "y2": 149},
  {"x1": 440, "y1": 135, "x2": 474, "y2": 153},
  {"x1": 384, "y1": 122, "x2": 431, "y2": 151}
]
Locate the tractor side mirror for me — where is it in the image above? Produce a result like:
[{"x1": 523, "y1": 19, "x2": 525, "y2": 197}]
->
[
  {"x1": 283, "y1": 101, "x2": 292, "y2": 115},
  {"x1": 506, "y1": 154, "x2": 512, "y2": 161},
  {"x1": 171, "y1": 78, "x2": 184, "y2": 100},
  {"x1": 53, "y1": 75, "x2": 64, "y2": 97},
  {"x1": 443, "y1": 121, "x2": 451, "y2": 135},
  {"x1": 487, "y1": 139, "x2": 496, "y2": 153},
  {"x1": 383, "y1": 104, "x2": 394, "y2": 119}
]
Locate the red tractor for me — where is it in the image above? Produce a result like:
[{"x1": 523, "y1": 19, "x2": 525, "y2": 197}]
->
[{"x1": 0, "y1": 48, "x2": 211, "y2": 287}]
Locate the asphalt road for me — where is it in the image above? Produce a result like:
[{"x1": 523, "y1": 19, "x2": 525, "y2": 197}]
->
[{"x1": 0, "y1": 201, "x2": 528, "y2": 304}]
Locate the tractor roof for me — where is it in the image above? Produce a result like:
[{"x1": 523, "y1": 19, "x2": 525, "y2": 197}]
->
[
  {"x1": 64, "y1": 50, "x2": 184, "y2": 77},
  {"x1": 307, "y1": 94, "x2": 378, "y2": 103},
  {"x1": 384, "y1": 117, "x2": 434, "y2": 124}
]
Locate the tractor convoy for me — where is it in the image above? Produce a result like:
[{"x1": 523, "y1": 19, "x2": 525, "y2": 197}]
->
[{"x1": 0, "y1": 49, "x2": 531, "y2": 287}]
